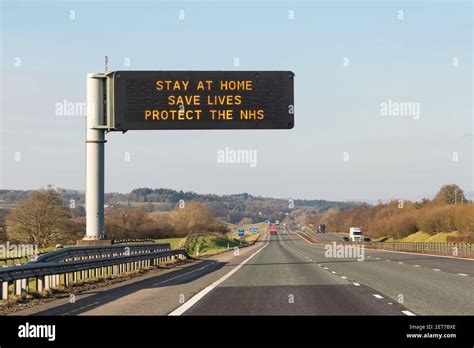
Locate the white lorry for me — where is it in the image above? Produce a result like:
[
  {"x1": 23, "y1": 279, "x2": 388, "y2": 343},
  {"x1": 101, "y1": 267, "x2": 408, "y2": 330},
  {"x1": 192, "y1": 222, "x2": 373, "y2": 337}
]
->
[{"x1": 349, "y1": 227, "x2": 363, "y2": 242}]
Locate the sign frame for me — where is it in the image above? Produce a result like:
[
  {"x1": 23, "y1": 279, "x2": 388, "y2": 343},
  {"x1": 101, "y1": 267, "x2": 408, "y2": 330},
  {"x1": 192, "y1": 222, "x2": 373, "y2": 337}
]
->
[{"x1": 103, "y1": 70, "x2": 294, "y2": 131}]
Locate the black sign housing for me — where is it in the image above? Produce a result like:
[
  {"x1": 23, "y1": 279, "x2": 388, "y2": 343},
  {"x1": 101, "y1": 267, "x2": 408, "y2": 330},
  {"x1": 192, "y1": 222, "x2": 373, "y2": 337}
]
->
[{"x1": 110, "y1": 71, "x2": 294, "y2": 130}]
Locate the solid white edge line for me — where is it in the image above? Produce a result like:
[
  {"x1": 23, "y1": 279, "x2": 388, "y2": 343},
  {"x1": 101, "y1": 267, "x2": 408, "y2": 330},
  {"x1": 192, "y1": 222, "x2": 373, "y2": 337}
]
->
[
  {"x1": 168, "y1": 233, "x2": 270, "y2": 316},
  {"x1": 458, "y1": 273, "x2": 468, "y2": 276},
  {"x1": 402, "y1": 310, "x2": 416, "y2": 316},
  {"x1": 373, "y1": 294, "x2": 384, "y2": 299},
  {"x1": 433, "y1": 268, "x2": 441, "y2": 271},
  {"x1": 353, "y1": 283, "x2": 360, "y2": 286},
  {"x1": 367, "y1": 248, "x2": 474, "y2": 261}
]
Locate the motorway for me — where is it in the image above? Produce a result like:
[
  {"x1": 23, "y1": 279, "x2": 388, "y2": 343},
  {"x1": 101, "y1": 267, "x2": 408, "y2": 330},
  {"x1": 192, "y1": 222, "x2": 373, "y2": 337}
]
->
[{"x1": 15, "y1": 227, "x2": 474, "y2": 316}]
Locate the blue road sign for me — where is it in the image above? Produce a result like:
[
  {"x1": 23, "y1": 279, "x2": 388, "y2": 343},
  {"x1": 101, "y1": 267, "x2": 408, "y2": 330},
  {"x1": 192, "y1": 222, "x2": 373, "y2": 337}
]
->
[
  {"x1": 264, "y1": 220, "x2": 270, "y2": 224},
  {"x1": 238, "y1": 228, "x2": 245, "y2": 237},
  {"x1": 250, "y1": 227, "x2": 259, "y2": 233}
]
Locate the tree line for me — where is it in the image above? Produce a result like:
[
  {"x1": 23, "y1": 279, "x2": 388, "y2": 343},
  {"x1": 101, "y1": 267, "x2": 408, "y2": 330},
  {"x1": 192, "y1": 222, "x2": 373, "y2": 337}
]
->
[
  {"x1": 0, "y1": 187, "x2": 229, "y2": 247},
  {"x1": 1, "y1": 187, "x2": 357, "y2": 224},
  {"x1": 307, "y1": 185, "x2": 473, "y2": 241}
]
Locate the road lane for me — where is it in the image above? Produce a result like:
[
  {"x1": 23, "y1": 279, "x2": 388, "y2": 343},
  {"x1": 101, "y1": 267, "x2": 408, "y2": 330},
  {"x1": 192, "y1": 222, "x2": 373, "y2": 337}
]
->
[
  {"x1": 14, "y1": 229, "x2": 472, "y2": 316},
  {"x1": 291, "y1": 234, "x2": 474, "y2": 276},
  {"x1": 184, "y1": 233, "x2": 410, "y2": 315},
  {"x1": 288, "y1": 233, "x2": 474, "y2": 315}
]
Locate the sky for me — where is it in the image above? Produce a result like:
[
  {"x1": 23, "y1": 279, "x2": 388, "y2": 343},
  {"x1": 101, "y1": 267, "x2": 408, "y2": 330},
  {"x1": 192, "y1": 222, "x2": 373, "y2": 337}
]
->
[{"x1": 0, "y1": 0, "x2": 472, "y2": 202}]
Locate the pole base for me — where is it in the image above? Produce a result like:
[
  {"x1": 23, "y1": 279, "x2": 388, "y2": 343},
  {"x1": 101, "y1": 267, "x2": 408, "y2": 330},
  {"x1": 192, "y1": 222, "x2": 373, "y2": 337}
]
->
[{"x1": 77, "y1": 239, "x2": 112, "y2": 246}]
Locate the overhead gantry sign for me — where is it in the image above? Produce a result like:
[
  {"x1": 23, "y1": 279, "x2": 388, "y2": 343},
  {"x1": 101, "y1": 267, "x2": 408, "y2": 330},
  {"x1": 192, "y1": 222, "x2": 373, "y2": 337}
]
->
[
  {"x1": 82, "y1": 71, "x2": 294, "y2": 243},
  {"x1": 108, "y1": 71, "x2": 294, "y2": 130}
]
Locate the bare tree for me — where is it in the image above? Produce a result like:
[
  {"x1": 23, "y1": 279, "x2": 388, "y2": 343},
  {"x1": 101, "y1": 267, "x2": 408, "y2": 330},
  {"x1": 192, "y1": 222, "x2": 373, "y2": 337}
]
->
[{"x1": 6, "y1": 188, "x2": 72, "y2": 247}]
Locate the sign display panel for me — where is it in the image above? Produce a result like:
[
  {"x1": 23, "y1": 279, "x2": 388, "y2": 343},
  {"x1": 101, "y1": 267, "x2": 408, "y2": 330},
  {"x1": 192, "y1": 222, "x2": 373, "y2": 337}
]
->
[{"x1": 110, "y1": 71, "x2": 294, "y2": 130}]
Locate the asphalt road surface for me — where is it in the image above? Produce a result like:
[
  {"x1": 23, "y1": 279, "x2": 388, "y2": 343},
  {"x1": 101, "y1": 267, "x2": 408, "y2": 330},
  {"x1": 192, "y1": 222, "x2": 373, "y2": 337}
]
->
[{"x1": 15, "y1": 228, "x2": 474, "y2": 316}]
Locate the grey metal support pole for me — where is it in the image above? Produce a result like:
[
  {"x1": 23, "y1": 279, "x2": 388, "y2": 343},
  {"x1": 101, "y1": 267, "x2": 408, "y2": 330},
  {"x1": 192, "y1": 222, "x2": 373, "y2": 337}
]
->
[{"x1": 85, "y1": 73, "x2": 106, "y2": 240}]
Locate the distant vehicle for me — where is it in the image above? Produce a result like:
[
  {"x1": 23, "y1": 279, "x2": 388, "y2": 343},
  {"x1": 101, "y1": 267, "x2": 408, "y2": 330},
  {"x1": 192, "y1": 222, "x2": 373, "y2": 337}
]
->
[
  {"x1": 349, "y1": 227, "x2": 363, "y2": 242},
  {"x1": 318, "y1": 224, "x2": 326, "y2": 233},
  {"x1": 342, "y1": 237, "x2": 349, "y2": 242},
  {"x1": 269, "y1": 223, "x2": 278, "y2": 235},
  {"x1": 363, "y1": 237, "x2": 371, "y2": 243},
  {"x1": 275, "y1": 220, "x2": 280, "y2": 225}
]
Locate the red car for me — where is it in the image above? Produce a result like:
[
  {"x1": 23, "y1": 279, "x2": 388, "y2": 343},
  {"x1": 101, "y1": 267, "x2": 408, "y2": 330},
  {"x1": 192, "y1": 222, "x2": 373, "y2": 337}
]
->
[{"x1": 269, "y1": 224, "x2": 277, "y2": 235}]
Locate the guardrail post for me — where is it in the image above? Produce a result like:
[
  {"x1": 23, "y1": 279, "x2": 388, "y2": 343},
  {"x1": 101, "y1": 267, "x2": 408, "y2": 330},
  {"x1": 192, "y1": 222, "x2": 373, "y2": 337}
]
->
[
  {"x1": 21, "y1": 278, "x2": 28, "y2": 292},
  {"x1": 43, "y1": 275, "x2": 50, "y2": 290},
  {"x1": 14, "y1": 279, "x2": 22, "y2": 296},
  {"x1": 37, "y1": 276, "x2": 44, "y2": 292},
  {"x1": 2, "y1": 281, "x2": 9, "y2": 300}
]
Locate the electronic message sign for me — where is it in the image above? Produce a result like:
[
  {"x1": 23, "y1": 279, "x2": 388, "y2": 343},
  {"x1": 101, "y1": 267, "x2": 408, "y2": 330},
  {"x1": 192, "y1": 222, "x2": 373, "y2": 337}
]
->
[{"x1": 108, "y1": 71, "x2": 294, "y2": 130}]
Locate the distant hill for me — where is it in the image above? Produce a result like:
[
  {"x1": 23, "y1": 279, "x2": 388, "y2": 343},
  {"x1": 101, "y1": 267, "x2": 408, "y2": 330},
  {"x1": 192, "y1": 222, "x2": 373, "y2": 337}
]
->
[{"x1": 0, "y1": 187, "x2": 360, "y2": 224}]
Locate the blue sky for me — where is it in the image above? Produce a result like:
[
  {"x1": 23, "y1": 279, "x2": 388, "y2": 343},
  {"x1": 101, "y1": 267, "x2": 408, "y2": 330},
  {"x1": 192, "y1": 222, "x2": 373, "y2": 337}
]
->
[{"x1": 1, "y1": 0, "x2": 472, "y2": 201}]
